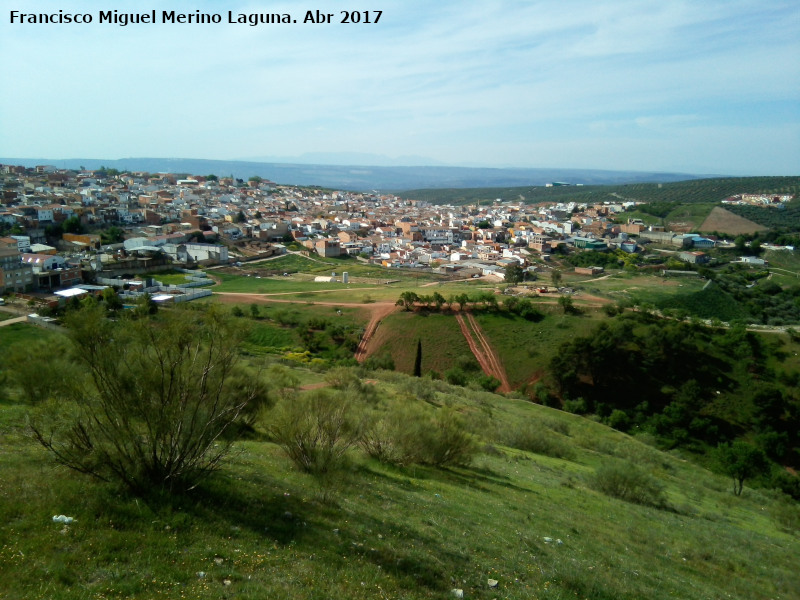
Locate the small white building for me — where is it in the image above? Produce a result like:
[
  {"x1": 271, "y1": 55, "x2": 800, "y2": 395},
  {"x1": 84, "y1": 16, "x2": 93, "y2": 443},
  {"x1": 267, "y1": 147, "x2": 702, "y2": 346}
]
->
[{"x1": 21, "y1": 253, "x2": 66, "y2": 272}]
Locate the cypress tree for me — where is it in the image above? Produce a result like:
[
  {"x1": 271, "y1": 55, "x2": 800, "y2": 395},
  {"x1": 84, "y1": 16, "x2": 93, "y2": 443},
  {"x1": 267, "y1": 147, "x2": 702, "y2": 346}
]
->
[{"x1": 413, "y1": 339, "x2": 422, "y2": 377}]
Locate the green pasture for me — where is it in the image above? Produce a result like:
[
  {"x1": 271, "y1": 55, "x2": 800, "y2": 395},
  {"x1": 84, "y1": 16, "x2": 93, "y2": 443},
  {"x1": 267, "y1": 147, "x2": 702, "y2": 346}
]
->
[
  {"x1": 1, "y1": 367, "x2": 798, "y2": 600},
  {"x1": 572, "y1": 272, "x2": 706, "y2": 302},
  {"x1": 211, "y1": 271, "x2": 502, "y2": 304},
  {"x1": 0, "y1": 323, "x2": 60, "y2": 360},
  {"x1": 149, "y1": 269, "x2": 196, "y2": 285},
  {"x1": 664, "y1": 202, "x2": 716, "y2": 228},
  {"x1": 472, "y1": 310, "x2": 603, "y2": 388},
  {"x1": 765, "y1": 250, "x2": 800, "y2": 287}
]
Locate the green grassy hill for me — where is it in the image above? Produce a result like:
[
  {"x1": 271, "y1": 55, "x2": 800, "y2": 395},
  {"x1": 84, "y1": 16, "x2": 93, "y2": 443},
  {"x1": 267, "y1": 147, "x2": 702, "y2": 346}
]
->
[
  {"x1": 5, "y1": 245, "x2": 800, "y2": 600},
  {"x1": 1, "y1": 321, "x2": 799, "y2": 600},
  {"x1": 399, "y1": 176, "x2": 800, "y2": 207},
  {"x1": 725, "y1": 202, "x2": 800, "y2": 232}
]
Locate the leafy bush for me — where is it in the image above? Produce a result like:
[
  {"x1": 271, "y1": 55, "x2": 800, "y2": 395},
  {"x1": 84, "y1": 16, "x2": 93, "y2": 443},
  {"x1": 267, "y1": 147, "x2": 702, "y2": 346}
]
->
[
  {"x1": 5, "y1": 337, "x2": 86, "y2": 405},
  {"x1": 399, "y1": 376, "x2": 437, "y2": 402},
  {"x1": 363, "y1": 352, "x2": 395, "y2": 371},
  {"x1": 445, "y1": 367, "x2": 468, "y2": 386},
  {"x1": 563, "y1": 397, "x2": 588, "y2": 414},
  {"x1": 542, "y1": 417, "x2": 571, "y2": 436},
  {"x1": 606, "y1": 409, "x2": 631, "y2": 432},
  {"x1": 454, "y1": 354, "x2": 481, "y2": 373},
  {"x1": 324, "y1": 366, "x2": 364, "y2": 390},
  {"x1": 475, "y1": 374, "x2": 501, "y2": 392},
  {"x1": 28, "y1": 306, "x2": 259, "y2": 494},
  {"x1": 422, "y1": 409, "x2": 480, "y2": 467},
  {"x1": 359, "y1": 411, "x2": 414, "y2": 466},
  {"x1": 715, "y1": 441, "x2": 769, "y2": 496},
  {"x1": 268, "y1": 389, "x2": 363, "y2": 474},
  {"x1": 361, "y1": 404, "x2": 478, "y2": 468},
  {"x1": 502, "y1": 423, "x2": 576, "y2": 461},
  {"x1": 590, "y1": 461, "x2": 667, "y2": 508},
  {"x1": 771, "y1": 496, "x2": 800, "y2": 534}
]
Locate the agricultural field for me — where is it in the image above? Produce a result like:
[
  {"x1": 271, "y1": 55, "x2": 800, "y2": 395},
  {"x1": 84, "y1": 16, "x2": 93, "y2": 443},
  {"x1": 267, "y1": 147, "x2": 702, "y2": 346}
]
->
[
  {"x1": 210, "y1": 272, "x2": 348, "y2": 294},
  {"x1": 243, "y1": 253, "x2": 443, "y2": 284},
  {"x1": 660, "y1": 202, "x2": 717, "y2": 232},
  {"x1": 725, "y1": 202, "x2": 800, "y2": 232},
  {"x1": 367, "y1": 311, "x2": 472, "y2": 375},
  {"x1": 699, "y1": 206, "x2": 769, "y2": 236},
  {"x1": 211, "y1": 268, "x2": 500, "y2": 304},
  {"x1": 566, "y1": 272, "x2": 707, "y2": 305},
  {"x1": 472, "y1": 310, "x2": 603, "y2": 388}
]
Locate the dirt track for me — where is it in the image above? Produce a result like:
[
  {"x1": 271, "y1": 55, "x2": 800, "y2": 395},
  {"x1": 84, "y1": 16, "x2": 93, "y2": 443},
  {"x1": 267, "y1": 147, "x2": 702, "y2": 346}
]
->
[
  {"x1": 214, "y1": 291, "x2": 392, "y2": 308},
  {"x1": 354, "y1": 303, "x2": 400, "y2": 362},
  {"x1": 213, "y1": 292, "x2": 399, "y2": 362},
  {"x1": 216, "y1": 291, "x2": 515, "y2": 386},
  {"x1": 455, "y1": 313, "x2": 511, "y2": 392}
]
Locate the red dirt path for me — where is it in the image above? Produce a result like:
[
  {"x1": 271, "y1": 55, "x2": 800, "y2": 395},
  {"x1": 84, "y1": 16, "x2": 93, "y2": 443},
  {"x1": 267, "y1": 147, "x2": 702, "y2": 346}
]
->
[
  {"x1": 354, "y1": 303, "x2": 400, "y2": 363},
  {"x1": 455, "y1": 313, "x2": 511, "y2": 393},
  {"x1": 213, "y1": 292, "x2": 399, "y2": 363},
  {"x1": 215, "y1": 292, "x2": 514, "y2": 388}
]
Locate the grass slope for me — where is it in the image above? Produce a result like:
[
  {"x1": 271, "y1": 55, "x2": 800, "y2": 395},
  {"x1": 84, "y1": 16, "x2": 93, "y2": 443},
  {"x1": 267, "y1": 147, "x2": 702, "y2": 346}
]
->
[
  {"x1": 1, "y1": 370, "x2": 799, "y2": 600},
  {"x1": 0, "y1": 323, "x2": 58, "y2": 356},
  {"x1": 399, "y1": 176, "x2": 800, "y2": 207},
  {"x1": 470, "y1": 310, "x2": 601, "y2": 388},
  {"x1": 368, "y1": 311, "x2": 472, "y2": 374}
]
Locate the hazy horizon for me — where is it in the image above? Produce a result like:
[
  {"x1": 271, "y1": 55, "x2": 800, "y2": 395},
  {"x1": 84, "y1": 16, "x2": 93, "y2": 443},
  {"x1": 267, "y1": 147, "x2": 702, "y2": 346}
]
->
[{"x1": 1, "y1": 1, "x2": 798, "y2": 176}]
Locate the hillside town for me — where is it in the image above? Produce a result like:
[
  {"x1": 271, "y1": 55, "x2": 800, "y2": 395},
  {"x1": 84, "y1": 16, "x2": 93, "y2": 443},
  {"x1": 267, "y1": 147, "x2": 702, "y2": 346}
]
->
[{"x1": 0, "y1": 164, "x2": 774, "y2": 304}]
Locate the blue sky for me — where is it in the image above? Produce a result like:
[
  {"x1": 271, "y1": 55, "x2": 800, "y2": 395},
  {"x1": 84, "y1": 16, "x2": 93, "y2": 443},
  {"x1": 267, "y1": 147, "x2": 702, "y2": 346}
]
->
[{"x1": 1, "y1": 0, "x2": 798, "y2": 174}]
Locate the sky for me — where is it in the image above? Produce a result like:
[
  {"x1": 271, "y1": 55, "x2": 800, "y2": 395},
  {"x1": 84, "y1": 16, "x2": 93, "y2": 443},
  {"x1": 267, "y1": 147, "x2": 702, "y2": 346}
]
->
[{"x1": 1, "y1": 0, "x2": 798, "y2": 175}]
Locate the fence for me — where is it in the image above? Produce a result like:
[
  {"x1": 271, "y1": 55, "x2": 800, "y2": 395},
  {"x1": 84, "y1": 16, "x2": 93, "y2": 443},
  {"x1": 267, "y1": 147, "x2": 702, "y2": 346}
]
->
[
  {"x1": 118, "y1": 288, "x2": 213, "y2": 304},
  {"x1": 27, "y1": 314, "x2": 64, "y2": 332}
]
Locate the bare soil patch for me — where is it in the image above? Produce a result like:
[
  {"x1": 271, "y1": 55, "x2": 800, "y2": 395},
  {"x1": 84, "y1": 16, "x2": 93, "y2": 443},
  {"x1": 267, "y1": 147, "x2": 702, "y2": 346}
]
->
[{"x1": 700, "y1": 206, "x2": 768, "y2": 235}]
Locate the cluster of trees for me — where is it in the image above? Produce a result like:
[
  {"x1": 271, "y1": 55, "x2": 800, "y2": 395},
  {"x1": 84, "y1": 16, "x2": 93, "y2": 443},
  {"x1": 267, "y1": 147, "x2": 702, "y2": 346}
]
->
[
  {"x1": 633, "y1": 201, "x2": 682, "y2": 219},
  {"x1": 649, "y1": 261, "x2": 800, "y2": 325},
  {"x1": 710, "y1": 264, "x2": 800, "y2": 325},
  {"x1": 566, "y1": 250, "x2": 624, "y2": 269},
  {"x1": 726, "y1": 203, "x2": 800, "y2": 233},
  {"x1": 548, "y1": 311, "x2": 800, "y2": 497},
  {"x1": 395, "y1": 290, "x2": 544, "y2": 321},
  {"x1": 437, "y1": 354, "x2": 500, "y2": 392}
]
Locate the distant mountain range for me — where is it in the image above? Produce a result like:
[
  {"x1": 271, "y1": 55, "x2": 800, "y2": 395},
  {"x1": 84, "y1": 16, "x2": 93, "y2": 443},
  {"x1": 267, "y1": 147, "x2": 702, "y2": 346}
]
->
[{"x1": 0, "y1": 156, "x2": 713, "y2": 191}]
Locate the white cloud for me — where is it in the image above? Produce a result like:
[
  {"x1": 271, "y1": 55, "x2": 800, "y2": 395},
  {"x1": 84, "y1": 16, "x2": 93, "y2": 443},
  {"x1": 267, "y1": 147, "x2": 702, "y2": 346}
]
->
[{"x1": 0, "y1": 0, "x2": 797, "y2": 174}]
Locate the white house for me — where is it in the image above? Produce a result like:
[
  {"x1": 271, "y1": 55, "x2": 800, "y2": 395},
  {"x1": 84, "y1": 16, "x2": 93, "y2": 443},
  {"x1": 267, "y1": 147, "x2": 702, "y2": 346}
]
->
[{"x1": 21, "y1": 253, "x2": 67, "y2": 272}]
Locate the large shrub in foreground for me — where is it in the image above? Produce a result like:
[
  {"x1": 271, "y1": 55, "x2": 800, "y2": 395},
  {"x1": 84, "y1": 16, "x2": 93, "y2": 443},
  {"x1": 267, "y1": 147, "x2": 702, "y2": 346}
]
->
[{"x1": 29, "y1": 306, "x2": 262, "y2": 494}]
